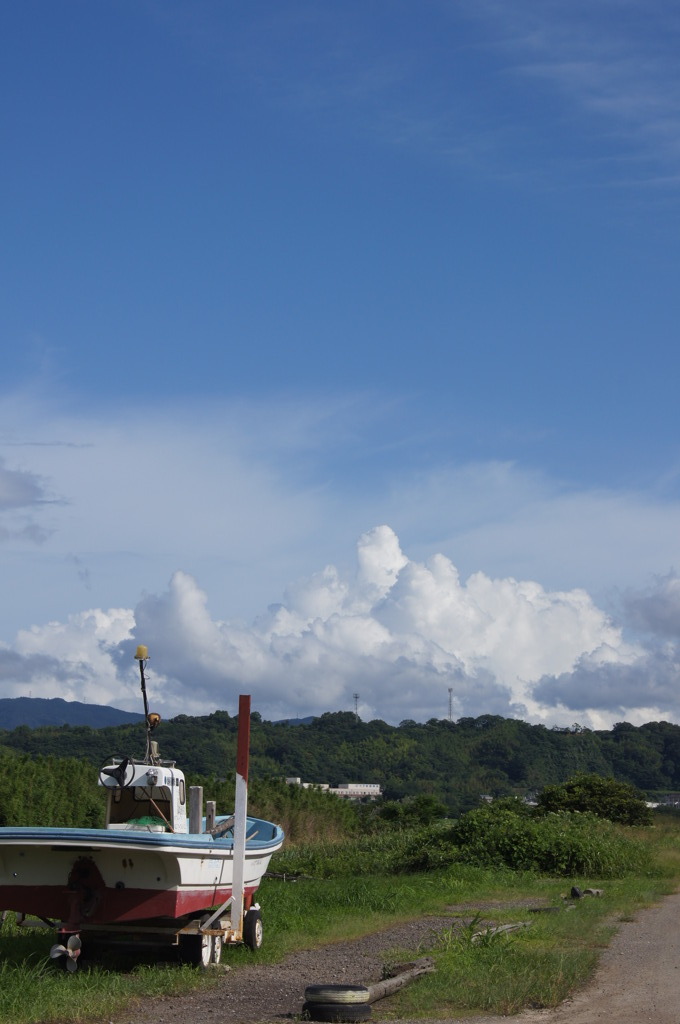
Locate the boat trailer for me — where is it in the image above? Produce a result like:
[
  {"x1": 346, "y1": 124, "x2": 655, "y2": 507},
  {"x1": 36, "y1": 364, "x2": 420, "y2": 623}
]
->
[{"x1": 12, "y1": 899, "x2": 264, "y2": 970}]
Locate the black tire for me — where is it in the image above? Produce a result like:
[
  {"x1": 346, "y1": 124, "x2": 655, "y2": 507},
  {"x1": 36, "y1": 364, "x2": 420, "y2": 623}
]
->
[
  {"x1": 304, "y1": 985, "x2": 371, "y2": 1005},
  {"x1": 243, "y1": 907, "x2": 263, "y2": 950},
  {"x1": 302, "y1": 1002, "x2": 372, "y2": 1022},
  {"x1": 178, "y1": 931, "x2": 213, "y2": 968}
]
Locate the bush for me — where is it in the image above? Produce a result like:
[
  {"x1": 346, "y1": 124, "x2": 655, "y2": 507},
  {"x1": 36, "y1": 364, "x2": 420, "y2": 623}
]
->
[
  {"x1": 273, "y1": 801, "x2": 652, "y2": 880},
  {"x1": 536, "y1": 773, "x2": 653, "y2": 826},
  {"x1": 374, "y1": 794, "x2": 449, "y2": 828},
  {"x1": 447, "y1": 805, "x2": 650, "y2": 877}
]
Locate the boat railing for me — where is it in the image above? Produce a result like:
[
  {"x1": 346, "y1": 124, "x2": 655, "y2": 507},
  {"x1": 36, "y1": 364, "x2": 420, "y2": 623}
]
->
[{"x1": 107, "y1": 756, "x2": 177, "y2": 768}]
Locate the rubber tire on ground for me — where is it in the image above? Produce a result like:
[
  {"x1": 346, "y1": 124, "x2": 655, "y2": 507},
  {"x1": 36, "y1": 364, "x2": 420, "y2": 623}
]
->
[
  {"x1": 304, "y1": 985, "x2": 371, "y2": 1005},
  {"x1": 302, "y1": 1002, "x2": 372, "y2": 1022},
  {"x1": 243, "y1": 907, "x2": 263, "y2": 950},
  {"x1": 178, "y1": 931, "x2": 213, "y2": 968}
]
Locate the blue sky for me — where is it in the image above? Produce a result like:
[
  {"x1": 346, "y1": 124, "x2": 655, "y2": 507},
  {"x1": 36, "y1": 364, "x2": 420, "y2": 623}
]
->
[{"x1": 2, "y1": 1, "x2": 680, "y2": 726}]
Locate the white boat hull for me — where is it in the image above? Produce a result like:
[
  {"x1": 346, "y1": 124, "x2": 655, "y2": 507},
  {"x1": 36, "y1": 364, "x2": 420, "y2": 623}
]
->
[{"x1": 0, "y1": 821, "x2": 283, "y2": 928}]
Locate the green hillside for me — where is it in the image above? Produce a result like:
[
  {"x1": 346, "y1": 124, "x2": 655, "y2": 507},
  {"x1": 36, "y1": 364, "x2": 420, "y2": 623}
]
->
[{"x1": 2, "y1": 711, "x2": 680, "y2": 815}]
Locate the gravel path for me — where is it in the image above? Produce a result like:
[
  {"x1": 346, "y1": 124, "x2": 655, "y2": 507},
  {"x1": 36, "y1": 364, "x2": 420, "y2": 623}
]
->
[
  {"x1": 112, "y1": 893, "x2": 680, "y2": 1024},
  {"x1": 113, "y1": 911, "x2": 465, "y2": 1024}
]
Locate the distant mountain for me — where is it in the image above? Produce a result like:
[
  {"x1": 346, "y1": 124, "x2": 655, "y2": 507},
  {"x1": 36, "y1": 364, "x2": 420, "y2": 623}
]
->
[
  {"x1": 274, "y1": 716, "x2": 316, "y2": 725},
  {"x1": 0, "y1": 697, "x2": 144, "y2": 731}
]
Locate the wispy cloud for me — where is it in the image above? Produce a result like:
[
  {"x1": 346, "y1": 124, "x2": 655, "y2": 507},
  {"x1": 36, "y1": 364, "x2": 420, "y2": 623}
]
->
[
  {"x1": 623, "y1": 572, "x2": 680, "y2": 639},
  {"x1": 0, "y1": 457, "x2": 54, "y2": 544},
  {"x1": 145, "y1": 1, "x2": 680, "y2": 189},
  {"x1": 466, "y1": 0, "x2": 680, "y2": 185},
  {"x1": 0, "y1": 458, "x2": 48, "y2": 512},
  {"x1": 2, "y1": 386, "x2": 680, "y2": 628}
]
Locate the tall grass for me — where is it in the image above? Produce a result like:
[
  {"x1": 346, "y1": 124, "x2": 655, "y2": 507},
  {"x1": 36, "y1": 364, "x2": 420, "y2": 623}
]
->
[
  {"x1": 381, "y1": 818, "x2": 680, "y2": 1017},
  {"x1": 393, "y1": 930, "x2": 599, "y2": 1015},
  {"x1": 0, "y1": 918, "x2": 217, "y2": 1024},
  {"x1": 274, "y1": 809, "x2": 653, "y2": 879},
  {"x1": 384, "y1": 870, "x2": 678, "y2": 1017}
]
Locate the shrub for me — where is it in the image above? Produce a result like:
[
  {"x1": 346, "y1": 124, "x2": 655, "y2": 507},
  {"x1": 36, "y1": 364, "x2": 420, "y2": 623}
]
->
[
  {"x1": 536, "y1": 773, "x2": 653, "y2": 826},
  {"x1": 274, "y1": 803, "x2": 652, "y2": 880},
  {"x1": 447, "y1": 805, "x2": 650, "y2": 877},
  {"x1": 375, "y1": 794, "x2": 449, "y2": 828}
]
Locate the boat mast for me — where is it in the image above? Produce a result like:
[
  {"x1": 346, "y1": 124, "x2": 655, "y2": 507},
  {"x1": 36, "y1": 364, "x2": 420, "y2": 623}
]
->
[{"x1": 134, "y1": 645, "x2": 159, "y2": 764}]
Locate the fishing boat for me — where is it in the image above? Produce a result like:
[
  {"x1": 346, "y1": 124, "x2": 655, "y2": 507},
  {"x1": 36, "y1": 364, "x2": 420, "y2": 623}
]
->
[{"x1": 0, "y1": 647, "x2": 284, "y2": 968}]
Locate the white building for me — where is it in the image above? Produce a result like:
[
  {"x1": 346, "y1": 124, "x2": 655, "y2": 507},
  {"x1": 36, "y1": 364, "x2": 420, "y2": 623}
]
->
[
  {"x1": 285, "y1": 778, "x2": 381, "y2": 800},
  {"x1": 328, "y1": 783, "x2": 382, "y2": 800},
  {"x1": 285, "y1": 777, "x2": 329, "y2": 790}
]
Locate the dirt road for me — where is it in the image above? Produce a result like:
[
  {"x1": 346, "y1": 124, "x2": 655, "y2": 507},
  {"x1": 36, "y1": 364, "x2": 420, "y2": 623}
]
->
[{"x1": 116, "y1": 893, "x2": 680, "y2": 1024}]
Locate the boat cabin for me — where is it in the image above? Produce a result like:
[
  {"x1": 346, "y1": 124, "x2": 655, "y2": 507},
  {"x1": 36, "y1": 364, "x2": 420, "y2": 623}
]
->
[{"x1": 99, "y1": 759, "x2": 188, "y2": 834}]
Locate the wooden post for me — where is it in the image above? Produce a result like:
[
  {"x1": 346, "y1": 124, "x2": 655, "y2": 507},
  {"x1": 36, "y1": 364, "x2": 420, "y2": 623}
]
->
[
  {"x1": 364, "y1": 958, "x2": 436, "y2": 1002},
  {"x1": 206, "y1": 800, "x2": 216, "y2": 832},
  {"x1": 230, "y1": 695, "x2": 250, "y2": 940},
  {"x1": 189, "y1": 786, "x2": 203, "y2": 834}
]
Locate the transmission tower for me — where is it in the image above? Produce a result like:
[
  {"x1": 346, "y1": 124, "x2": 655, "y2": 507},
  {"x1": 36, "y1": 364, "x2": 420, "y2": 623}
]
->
[
  {"x1": 353, "y1": 692, "x2": 360, "y2": 720},
  {"x1": 448, "y1": 687, "x2": 453, "y2": 722}
]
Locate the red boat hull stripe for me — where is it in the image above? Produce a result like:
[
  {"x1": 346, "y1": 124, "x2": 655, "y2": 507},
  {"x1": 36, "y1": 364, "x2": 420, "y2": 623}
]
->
[{"x1": 0, "y1": 883, "x2": 259, "y2": 924}]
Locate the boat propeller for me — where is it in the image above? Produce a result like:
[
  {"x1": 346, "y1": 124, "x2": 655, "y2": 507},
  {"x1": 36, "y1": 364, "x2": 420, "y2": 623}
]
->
[{"x1": 50, "y1": 934, "x2": 81, "y2": 971}]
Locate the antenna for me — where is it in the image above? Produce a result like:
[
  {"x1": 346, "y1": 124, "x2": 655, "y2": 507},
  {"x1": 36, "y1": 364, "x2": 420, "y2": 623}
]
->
[
  {"x1": 135, "y1": 644, "x2": 161, "y2": 764},
  {"x1": 353, "y1": 692, "x2": 360, "y2": 720},
  {"x1": 448, "y1": 687, "x2": 453, "y2": 722}
]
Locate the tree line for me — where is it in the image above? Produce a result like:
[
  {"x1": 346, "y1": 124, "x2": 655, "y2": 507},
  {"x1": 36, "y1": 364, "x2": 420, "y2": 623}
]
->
[{"x1": 2, "y1": 711, "x2": 680, "y2": 815}]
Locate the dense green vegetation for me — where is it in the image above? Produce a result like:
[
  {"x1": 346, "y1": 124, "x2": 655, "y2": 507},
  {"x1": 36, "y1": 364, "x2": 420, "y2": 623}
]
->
[
  {"x1": 3, "y1": 711, "x2": 680, "y2": 813},
  {"x1": 0, "y1": 749, "x2": 104, "y2": 828},
  {"x1": 274, "y1": 789, "x2": 653, "y2": 880},
  {"x1": 0, "y1": 713, "x2": 676, "y2": 1024},
  {"x1": 0, "y1": 746, "x2": 360, "y2": 840},
  {"x1": 1, "y1": 800, "x2": 678, "y2": 1024},
  {"x1": 537, "y1": 772, "x2": 653, "y2": 825},
  {"x1": 444, "y1": 805, "x2": 650, "y2": 876}
]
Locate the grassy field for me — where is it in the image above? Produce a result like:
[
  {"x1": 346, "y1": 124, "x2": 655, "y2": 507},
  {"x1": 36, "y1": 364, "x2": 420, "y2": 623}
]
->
[{"x1": 2, "y1": 818, "x2": 679, "y2": 1024}]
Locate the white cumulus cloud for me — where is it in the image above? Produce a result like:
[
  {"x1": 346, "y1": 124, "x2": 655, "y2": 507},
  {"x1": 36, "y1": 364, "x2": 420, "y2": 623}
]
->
[{"x1": 3, "y1": 524, "x2": 668, "y2": 728}]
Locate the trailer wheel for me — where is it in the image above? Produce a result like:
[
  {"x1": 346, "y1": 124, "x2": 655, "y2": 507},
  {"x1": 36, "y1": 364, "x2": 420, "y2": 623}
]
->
[
  {"x1": 211, "y1": 934, "x2": 223, "y2": 965},
  {"x1": 178, "y1": 931, "x2": 213, "y2": 968},
  {"x1": 302, "y1": 1002, "x2": 372, "y2": 1022},
  {"x1": 243, "y1": 907, "x2": 263, "y2": 950}
]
